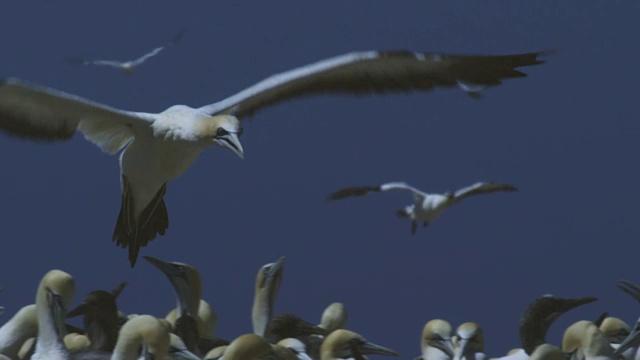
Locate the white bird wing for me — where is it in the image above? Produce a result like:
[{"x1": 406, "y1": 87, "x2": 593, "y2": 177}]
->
[
  {"x1": 0, "y1": 78, "x2": 155, "y2": 154},
  {"x1": 452, "y1": 182, "x2": 518, "y2": 201},
  {"x1": 199, "y1": 50, "x2": 549, "y2": 118},
  {"x1": 65, "y1": 58, "x2": 128, "y2": 68},
  {"x1": 128, "y1": 28, "x2": 186, "y2": 67},
  {"x1": 328, "y1": 181, "x2": 425, "y2": 202}
]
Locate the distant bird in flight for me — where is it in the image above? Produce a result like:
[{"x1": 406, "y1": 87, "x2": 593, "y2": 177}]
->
[
  {"x1": 65, "y1": 29, "x2": 185, "y2": 73},
  {"x1": 0, "y1": 49, "x2": 547, "y2": 266},
  {"x1": 328, "y1": 181, "x2": 517, "y2": 233}
]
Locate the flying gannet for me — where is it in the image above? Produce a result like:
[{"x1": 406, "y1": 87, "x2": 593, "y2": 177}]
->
[
  {"x1": 0, "y1": 49, "x2": 548, "y2": 266},
  {"x1": 328, "y1": 181, "x2": 517, "y2": 234},
  {"x1": 65, "y1": 29, "x2": 185, "y2": 73}
]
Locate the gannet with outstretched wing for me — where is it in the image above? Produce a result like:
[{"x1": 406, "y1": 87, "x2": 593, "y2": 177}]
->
[
  {"x1": 328, "y1": 181, "x2": 517, "y2": 234},
  {"x1": 0, "y1": 49, "x2": 547, "y2": 266},
  {"x1": 65, "y1": 29, "x2": 185, "y2": 73}
]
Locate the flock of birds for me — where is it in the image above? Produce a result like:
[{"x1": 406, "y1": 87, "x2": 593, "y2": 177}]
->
[
  {"x1": 0, "y1": 27, "x2": 613, "y2": 360},
  {"x1": 0, "y1": 30, "x2": 546, "y2": 266},
  {"x1": 4, "y1": 255, "x2": 640, "y2": 360}
]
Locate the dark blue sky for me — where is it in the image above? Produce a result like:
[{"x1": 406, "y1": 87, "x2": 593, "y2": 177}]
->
[{"x1": 1, "y1": 1, "x2": 639, "y2": 357}]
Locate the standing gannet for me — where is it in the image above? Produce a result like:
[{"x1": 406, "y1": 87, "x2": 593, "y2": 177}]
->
[
  {"x1": 111, "y1": 315, "x2": 171, "y2": 360},
  {"x1": 452, "y1": 323, "x2": 487, "y2": 360},
  {"x1": 328, "y1": 181, "x2": 517, "y2": 233},
  {"x1": 65, "y1": 29, "x2": 185, "y2": 74},
  {"x1": 253, "y1": 256, "x2": 285, "y2": 337},
  {"x1": 143, "y1": 255, "x2": 212, "y2": 354},
  {"x1": 519, "y1": 295, "x2": 598, "y2": 355},
  {"x1": 0, "y1": 304, "x2": 37, "y2": 358},
  {"x1": 31, "y1": 270, "x2": 77, "y2": 360},
  {"x1": 0, "y1": 49, "x2": 548, "y2": 266},
  {"x1": 320, "y1": 329, "x2": 398, "y2": 360},
  {"x1": 421, "y1": 320, "x2": 454, "y2": 360},
  {"x1": 66, "y1": 282, "x2": 127, "y2": 352},
  {"x1": 562, "y1": 321, "x2": 615, "y2": 360}
]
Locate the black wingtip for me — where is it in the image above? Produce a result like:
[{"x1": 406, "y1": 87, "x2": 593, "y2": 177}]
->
[{"x1": 327, "y1": 185, "x2": 379, "y2": 200}]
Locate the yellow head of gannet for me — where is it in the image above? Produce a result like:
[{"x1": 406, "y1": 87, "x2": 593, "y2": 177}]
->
[
  {"x1": 319, "y1": 303, "x2": 348, "y2": 333},
  {"x1": 253, "y1": 256, "x2": 285, "y2": 336},
  {"x1": 599, "y1": 317, "x2": 630, "y2": 345},
  {"x1": 453, "y1": 322, "x2": 485, "y2": 360},
  {"x1": 224, "y1": 334, "x2": 278, "y2": 360},
  {"x1": 320, "y1": 329, "x2": 398, "y2": 360},
  {"x1": 530, "y1": 344, "x2": 566, "y2": 360},
  {"x1": 111, "y1": 314, "x2": 170, "y2": 360},
  {"x1": 32, "y1": 270, "x2": 76, "y2": 360},
  {"x1": 0, "y1": 304, "x2": 37, "y2": 359},
  {"x1": 562, "y1": 321, "x2": 615, "y2": 360},
  {"x1": 144, "y1": 256, "x2": 202, "y2": 319},
  {"x1": 422, "y1": 319, "x2": 454, "y2": 360}
]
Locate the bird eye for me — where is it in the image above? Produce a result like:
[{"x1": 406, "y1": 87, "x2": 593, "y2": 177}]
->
[{"x1": 216, "y1": 128, "x2": 229, "y2": 137}]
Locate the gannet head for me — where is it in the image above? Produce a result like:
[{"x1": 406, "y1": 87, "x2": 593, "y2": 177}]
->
[
  {"x1": 422, "y1": 319, "x2": 454, "y2": 358},
  {"x1": 320, "y1": 329, "x2": 398, "y2": 359},
  {"x1": 209, "y1": 115, "x2": 244, "y2": 159},
  {"x1": 453, "y1": 322, "x2": 484, "y2": 360},
  {"x1": 143, "y1": 256, "x2": 202, "y2": 318}
]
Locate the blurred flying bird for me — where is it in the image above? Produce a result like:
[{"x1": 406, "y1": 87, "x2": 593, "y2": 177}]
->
[
  {"x1": 65, "y1": 29, "x2": 185, "y2": 73},
  {"x1": 328, "y1": 181, "x2": 517, "y2": 234}
]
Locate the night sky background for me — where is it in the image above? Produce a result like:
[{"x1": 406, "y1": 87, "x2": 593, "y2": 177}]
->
[{"x1": 1, "y1": 1, "x2": 639, "y2": 357}]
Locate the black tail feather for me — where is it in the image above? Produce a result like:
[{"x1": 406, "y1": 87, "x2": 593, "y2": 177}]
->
[{"x1": 112, "y1": 177, "x2": 169, "y2": 267}]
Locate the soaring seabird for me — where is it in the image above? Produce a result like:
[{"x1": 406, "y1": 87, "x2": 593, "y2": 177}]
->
[
  {"x1": 253, "y1": 256, "x2": 285, "y2": 337},
  {"x1": 0, "y1": 49, "x2": 548, "y2": 265},
  {"x1": 65, "y1": 29, "x2": 185, "y2": 73},
  {"x1": 328, "y1": 181, "x2": 517, "y2": 233}
]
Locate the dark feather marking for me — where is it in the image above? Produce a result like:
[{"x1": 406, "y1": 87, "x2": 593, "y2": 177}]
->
[
  {"x1": 327, "y1": 185, "x2": 379, "y2": 200},
  {"x1": 231, "y1": 50, "x2": 550, "y2": 118},
  {"x1": 112, "y1": 176, "x2": 169, "y2": 268},
  {"x1": 519, "y1": 295, "x2": 597, "y2": 355}
]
